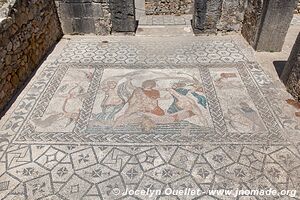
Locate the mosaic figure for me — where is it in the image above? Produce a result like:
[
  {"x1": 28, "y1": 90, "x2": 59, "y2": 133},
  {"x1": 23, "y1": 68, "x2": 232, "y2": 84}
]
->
[
  {"x1": 32, "y1": 83, "x2": 85, "y2": 128},
  {"x1": 168, "y1": 82, "x2": 207, "y2": 113},
  {"x1": 227, "y1": 101, "x2": 265, "y2": 132},
  {"x1": 167, "y1": 82, "x2": 208, "y2": 125},
  {"x1": 90, "y1": 69, "x2": 212, "y2": 132},
  {"x1": 113, "y1": 79, "x2": 165, "y2": 127},
  {"x1": 96, "y1": 81, "x2": 125, "y2": 121}
]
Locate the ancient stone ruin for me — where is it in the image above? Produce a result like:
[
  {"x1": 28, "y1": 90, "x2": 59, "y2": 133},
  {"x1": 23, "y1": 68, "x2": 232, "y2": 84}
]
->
[
  {"x1": 145, "y1": 0, "x2": 194, "y2": 15},
  {"x1": 0, "y1": 0, "x2": 299, "y2": 113},
  {"x1": 0, "y1": 0, "x2": 63, "y2": 112},
  {"x1": 0, "y1": 1, "x2": 300, "y2": 199},
  {"x1": 281, "y1": 33, "x2": 300, "y2": 101}
]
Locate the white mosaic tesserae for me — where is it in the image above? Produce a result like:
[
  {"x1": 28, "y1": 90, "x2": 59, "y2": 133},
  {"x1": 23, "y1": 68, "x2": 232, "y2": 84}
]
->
[{"x1": 0, "y1": 34, "x2": 299, "y2": 200}]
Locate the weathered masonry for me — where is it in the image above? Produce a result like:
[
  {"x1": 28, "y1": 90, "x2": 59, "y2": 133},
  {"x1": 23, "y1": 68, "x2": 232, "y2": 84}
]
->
[
  {"x1": 145, "y1": 0, "x2": 194, "y2": 15},
  {"x1": 57, "y1": 0, "x2": 248, "y2": 34},
  {"x1": 192, "y1": 0, "x2": 246, "y2": 33},
  {"x1": 0, "y1": 0, "x2": 63, "y2": 112},
  {"x1": 281, "y1": 33, "x2": 300, "y2": 101},
  {"x1": 55, "y1": 0, "x2": 136, "y2": 34},
  {"x1": 55, "y1": 0, "x2": 112, "y2": 35},
  {"x1": 0, "y1": 0, "x2": 7, "y2": 8},
  {"x1": 0, "y1": 0, "x2": 299, "y2": 113},
  {"x1": 56, "y1": 0, "x2": 298, "y2": 51},
  {"x1": 241, "y1": 0, "x2": 298, "y2": 52},
  {"x1": 296, "y1": 0, "x2": 300, "y2": 13},
  {"x1": 193, "y1": 0, "x2": 298, "y2": 52}
]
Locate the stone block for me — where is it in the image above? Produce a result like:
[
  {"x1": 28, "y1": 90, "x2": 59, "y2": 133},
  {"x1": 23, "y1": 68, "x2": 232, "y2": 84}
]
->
[
  {"x1": 59, "y1": 18, "x2": 74, "y2": 34},
  {"x1": 110, "y1": 0, "x2": 136, "y2": 32},
  {"x1": 192, "y1": 0, "x2": 222, "y2": 33},
  {"x1": 281, "y1": 33, "x2": 300, "y2": 101},
  {"x1": 242, "y1": 0, "x2": 298, "y2": 52},
  {"x1": 56, "y1": 0, "x2": 111, "y2": 34},
  {"x1": 241, "y1": 0, "x2": 263, "y2": 47},
  {"x1": 217, "y1": 0, "x2": 246, "y2": 32},
  {"x1": 73, "y1": 18, "x2": 96, "y2": 33}
]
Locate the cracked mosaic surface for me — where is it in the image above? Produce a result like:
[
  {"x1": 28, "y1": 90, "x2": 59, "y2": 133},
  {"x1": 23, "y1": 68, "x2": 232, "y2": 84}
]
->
[
  {"x1": 137, "y1": 15, "x2": 192, "y2": 26},
  {"x1": 0, "y1": 35, "x2": 299, "y2": 199}
]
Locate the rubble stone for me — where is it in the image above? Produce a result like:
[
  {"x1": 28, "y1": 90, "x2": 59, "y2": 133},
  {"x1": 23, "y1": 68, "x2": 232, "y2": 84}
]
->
[
  {"x1": 0, "y1": 0, "x2": 63, "y2": 112},
  {"x1": 145, "y1": 0, "x2": 194, "y2": 15}
]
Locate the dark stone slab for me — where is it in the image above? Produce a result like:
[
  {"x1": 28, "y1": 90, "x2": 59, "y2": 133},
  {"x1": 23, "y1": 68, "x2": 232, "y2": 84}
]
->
[
  {"x1": 217, "y1": 0, "x2": 246, "y2": 32},
  {"x1": 241, "y1": 0, "x2": 263, "y2": 48},
  {"x1": 242, "y1": 0, "x2": 297, "y2": 52},
  {"x1": 109, "y1": 0, "x2": 136, "y2": 32},
  {"x1": 55, "y1": 0, "x2": 111, "y2": 35},
  {"x1": 72, "y1": 18, "x2": 96, "y2": 33},
  {"x1": 192, "y1": 0, "x2": 222, "y2": 34},
  {"x1": 281, "y1": 33, "x2": 300, "y2": 101}
]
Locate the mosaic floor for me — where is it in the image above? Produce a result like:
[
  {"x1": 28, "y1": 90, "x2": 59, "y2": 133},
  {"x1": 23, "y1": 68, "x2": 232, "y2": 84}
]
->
[
  {"x1": 0, "y1": 35, "x2": 300, "y2": 200},
  {"x1": 137, "y1": 15, "x2": 192, "y2": 26}
]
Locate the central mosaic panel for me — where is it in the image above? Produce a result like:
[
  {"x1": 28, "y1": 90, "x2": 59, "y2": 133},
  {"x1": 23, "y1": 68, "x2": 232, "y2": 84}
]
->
[
  {"x1": 88, "y1": 68, "x2": 213, "y2": 133},
  {"x1": 7, "y1": 63, "x2": 283, "y2": 144}
]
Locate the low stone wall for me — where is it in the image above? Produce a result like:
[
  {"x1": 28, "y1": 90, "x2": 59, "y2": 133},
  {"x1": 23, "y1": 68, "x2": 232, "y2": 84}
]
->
[
  {"x1": 55, "y1": 0, "x2": 112, "y2": 35},
  {"x1": 145, "y1": 0, "x2": 194, "y2": 15},
  {"x1": 281, "y1": 33, "x2": 300, "y2": 101},
  {"x1": 0, "y1": 0, "x2": 63, "y2": 112}
]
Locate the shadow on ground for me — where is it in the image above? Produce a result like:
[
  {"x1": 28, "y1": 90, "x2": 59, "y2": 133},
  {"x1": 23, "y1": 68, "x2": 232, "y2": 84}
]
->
[{"x1": 273, "y1": 60, "x2": 287, "y2": 78}]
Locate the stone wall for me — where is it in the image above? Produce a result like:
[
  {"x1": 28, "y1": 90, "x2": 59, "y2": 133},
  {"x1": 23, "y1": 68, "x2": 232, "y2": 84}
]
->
[
  {"x1": 193, "y1": 0, "x2": 247, "y2": 33},
  {"x1": 241, "y1": 0, "x2": 263, "y2": 47},
  {"x1": 145, "y1": 0, "x2": 194, "y2": 15},
  {"x1": 110, "y1": 0, "x2": 136, "y2": 32},
  {"x1": 281, "y1": 33, "x2": 300, "y2": 101},
  {"x1": 242, "y1": 0, "x2": 297, "y2": 52},
  {"x1": 296, "y1": 0, "x2": 300, "y2": 13},
  {"x1": 55, "y1": 0, "x2": 137, "y2": 34},
  {"x1": 55, "y1": 0, "x2": 112, "y2": 35},
  {"x1": 217, "y1": 0, "x2": 246, "y2": 31},
  {"x1": 0, "y1": 0, "x2": 63, "y2": 112}
]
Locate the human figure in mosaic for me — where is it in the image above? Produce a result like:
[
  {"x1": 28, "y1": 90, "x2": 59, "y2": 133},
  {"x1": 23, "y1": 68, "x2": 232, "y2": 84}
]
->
[
  {"x1": 167, "y1": 82, "x2": 208, "y2": 126},
  {"x1": 228, "y1": 101, "x2": 265, "y2": 132},
  {"x1": 167, "y1": 82, "x2": 207, "y2": 113},
  {"x1": 238, "y1": 101, "x2": 265, "y2": 131},
  {"x1": 113, "y1": 79, "x2": 165, "y2": 127},
  {"x1": 96, "y1": 80, "x2": 126, "y2": 121}
]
